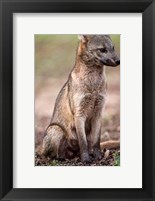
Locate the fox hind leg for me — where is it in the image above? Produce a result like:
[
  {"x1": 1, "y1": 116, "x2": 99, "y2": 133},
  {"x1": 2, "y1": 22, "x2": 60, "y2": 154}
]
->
[{"x1": 42, "y1": 125, "x2": 67, "y2": 159}]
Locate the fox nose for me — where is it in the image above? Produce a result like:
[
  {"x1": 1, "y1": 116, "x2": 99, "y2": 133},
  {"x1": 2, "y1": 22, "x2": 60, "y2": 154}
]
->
[{"x1": 115, "y1": 60, "x2": 120, "y2": 65}]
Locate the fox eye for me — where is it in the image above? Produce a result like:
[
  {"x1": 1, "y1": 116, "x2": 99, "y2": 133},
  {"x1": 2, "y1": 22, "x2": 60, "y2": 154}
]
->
[{"x1": 99, "y1": 48, "x2": 107, "y2": 53}]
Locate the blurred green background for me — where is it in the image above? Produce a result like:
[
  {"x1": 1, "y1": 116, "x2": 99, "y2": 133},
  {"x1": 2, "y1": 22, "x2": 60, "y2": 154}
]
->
[{"x1": 35, "y1": 35, "x2": 120, "y2": 90}]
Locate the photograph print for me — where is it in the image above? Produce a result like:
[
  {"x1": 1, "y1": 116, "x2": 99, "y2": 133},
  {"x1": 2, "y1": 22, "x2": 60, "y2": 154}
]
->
[{"x1": 35, "y1": 34, "x2": 120, "y2": 166}]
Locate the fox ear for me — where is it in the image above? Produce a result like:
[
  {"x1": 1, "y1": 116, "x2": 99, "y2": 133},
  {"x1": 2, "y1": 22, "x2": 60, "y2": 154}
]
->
[{"x1": 78, "y1": 35, "x2": 88, "y2": 43}]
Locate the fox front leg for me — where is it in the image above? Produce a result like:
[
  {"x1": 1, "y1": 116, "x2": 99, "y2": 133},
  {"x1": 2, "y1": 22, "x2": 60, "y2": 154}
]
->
[
  {"x1": 89, "y1": 117, "x2": 102, "y2": 160},
  {"x1": 74, "y1": 116, "x2": 91, "y2": 164}
]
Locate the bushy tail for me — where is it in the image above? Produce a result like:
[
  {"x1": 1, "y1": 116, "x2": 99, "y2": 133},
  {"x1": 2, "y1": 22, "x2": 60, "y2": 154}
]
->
[{"x1": 100, "y1": 140, "x2": 120, "y2": 150}]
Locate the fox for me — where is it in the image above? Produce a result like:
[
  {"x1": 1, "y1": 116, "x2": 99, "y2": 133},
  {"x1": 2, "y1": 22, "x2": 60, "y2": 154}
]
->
[{"x1": 42, "y1": 35, "x2": 120, "y2": 164}]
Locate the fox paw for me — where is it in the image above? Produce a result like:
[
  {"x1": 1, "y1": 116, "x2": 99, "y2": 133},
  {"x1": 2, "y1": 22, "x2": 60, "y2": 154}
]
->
[
  {"x1": 81, "y1": 153, "x2": 92, "y2": 164},
  {"x1": 93, "y1": 149, "x2": 102, "y2": 161}
]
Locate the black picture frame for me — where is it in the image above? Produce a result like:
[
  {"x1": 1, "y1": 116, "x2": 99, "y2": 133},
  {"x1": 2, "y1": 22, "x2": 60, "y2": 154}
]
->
[{"x1": 0, "y1": 0, "x2": 155, "y2": 200}]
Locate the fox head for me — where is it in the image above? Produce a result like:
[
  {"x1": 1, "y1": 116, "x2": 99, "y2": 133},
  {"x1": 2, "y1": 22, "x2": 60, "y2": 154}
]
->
[{"x1": 78, "y1": 35, "x2": 120, "y2": 67}]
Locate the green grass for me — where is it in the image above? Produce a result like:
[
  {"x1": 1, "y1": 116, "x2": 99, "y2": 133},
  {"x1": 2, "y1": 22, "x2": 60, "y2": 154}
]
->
[
  {"x1": 113, "y1": 152, "x2": 120, "y2": 166},
  {"x1": 50, "y1": 159, "x2": 60, "y2": 166}
]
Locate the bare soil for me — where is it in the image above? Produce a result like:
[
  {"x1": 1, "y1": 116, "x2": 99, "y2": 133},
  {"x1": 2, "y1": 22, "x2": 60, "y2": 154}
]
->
[{"x1": 35, "y1": 149, "x2": 120, "y2": 166}]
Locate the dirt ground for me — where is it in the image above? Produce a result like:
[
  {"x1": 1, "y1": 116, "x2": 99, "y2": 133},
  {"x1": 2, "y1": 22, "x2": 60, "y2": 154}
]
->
[{"x1": 35, "y1": 67, "x2": 120, "y2": 166}]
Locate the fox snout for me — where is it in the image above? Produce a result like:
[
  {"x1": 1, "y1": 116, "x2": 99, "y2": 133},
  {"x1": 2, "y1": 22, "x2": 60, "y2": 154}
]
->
[
  {"x1": 101, "y1": 54, "x2": 120, "y2": 67},
  {"x1": 98, "y1": 42, "x2": 120, "y2": 67}
]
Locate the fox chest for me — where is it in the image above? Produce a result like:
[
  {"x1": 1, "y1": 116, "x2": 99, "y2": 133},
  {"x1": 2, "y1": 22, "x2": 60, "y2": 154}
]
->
[{"x1": 73, "y1": 92, "x2": 106, "y2": 117}]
